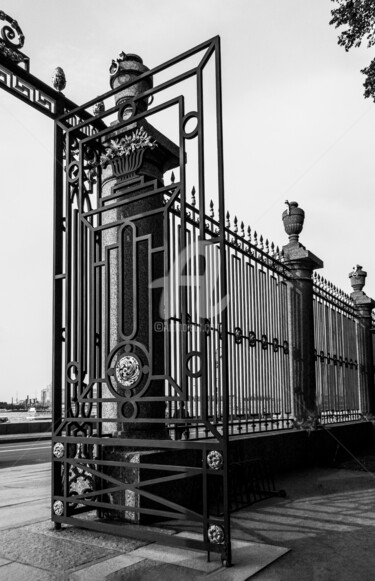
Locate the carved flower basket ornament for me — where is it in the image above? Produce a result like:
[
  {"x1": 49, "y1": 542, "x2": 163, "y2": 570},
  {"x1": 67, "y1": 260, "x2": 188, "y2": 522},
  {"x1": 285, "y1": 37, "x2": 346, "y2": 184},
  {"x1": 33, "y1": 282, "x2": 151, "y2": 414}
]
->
[
  {"x1": 100, "y1": 126, "x2": 157, "y2": 179},
  {"x1": 110, "y1": 148, "x2": 145, "y2": 177}
]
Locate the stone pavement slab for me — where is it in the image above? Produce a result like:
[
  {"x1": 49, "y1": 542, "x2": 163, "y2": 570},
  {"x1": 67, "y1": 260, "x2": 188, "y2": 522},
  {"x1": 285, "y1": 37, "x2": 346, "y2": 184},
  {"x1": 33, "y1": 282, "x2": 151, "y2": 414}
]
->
[
  {"x1": 129, "y1": 532, "x2": 289, "y2": 579},
  {"x1": 0, "y1": 559, "x2": 10, "y2": 567},
  {"x1": 0, "y1": 498, "x2": 50, "y2": 530},
  {"x1": 0, "y1": 463, "x2": 50, "y2": 529},
  {"x1": 68, "y1": 554, "x2": 145, "y2": 581},
  {"x1": 0, "y1": 528, "x2": 116, "y2": 572},
  {"x1": 106, "y1": 559, "x2": 205, "y2": 580},
  {"x1": 0, "y1": 562, "x2": 59, "y2": 580}
]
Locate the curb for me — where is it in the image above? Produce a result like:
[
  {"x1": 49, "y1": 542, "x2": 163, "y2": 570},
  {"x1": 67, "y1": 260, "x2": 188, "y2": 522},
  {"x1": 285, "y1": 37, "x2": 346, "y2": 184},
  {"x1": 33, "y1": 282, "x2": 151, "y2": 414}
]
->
[{"x1": 0, "y1": 433, "x2": 51, "y2": 444}]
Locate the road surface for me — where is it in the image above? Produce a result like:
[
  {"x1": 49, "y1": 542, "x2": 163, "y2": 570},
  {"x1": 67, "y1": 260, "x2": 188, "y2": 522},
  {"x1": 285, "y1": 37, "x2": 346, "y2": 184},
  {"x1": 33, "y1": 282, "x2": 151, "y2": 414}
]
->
[{"x1": 0, "y1": 440, "x2": 51, "y2": 469}]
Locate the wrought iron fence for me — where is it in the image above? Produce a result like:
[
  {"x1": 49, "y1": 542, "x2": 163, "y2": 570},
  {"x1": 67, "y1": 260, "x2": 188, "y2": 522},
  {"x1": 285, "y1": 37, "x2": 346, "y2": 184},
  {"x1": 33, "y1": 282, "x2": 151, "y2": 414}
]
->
[
  {"x1": 313, "y1": 274, "x2": 370, "y2": 422},
  {"x1": 165, "y1": 192, "x2": 292, "y2": 437}
]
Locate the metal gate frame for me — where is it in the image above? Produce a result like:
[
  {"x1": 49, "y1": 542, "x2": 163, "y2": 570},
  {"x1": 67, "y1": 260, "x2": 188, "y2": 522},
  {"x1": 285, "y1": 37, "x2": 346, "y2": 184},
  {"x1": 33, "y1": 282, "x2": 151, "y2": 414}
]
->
[
  {"x1": 0, "y1": 13, "x2": 231, "y2": 564},
  {"x1": 50, "y1": 37, "x2": 232, "y2": 564}
]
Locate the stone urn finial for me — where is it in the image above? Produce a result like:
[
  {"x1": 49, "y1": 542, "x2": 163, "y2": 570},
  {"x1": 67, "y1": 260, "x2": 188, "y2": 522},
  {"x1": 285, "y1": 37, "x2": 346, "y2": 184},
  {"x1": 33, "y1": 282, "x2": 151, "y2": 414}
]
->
[
  {"x1": 52, "y1": 67, "x2": 66, "y2": 92},
  {"x1": 109, "y1": 52, "x2": 153, "y2": 118},
  {"x1": 282, "y1": 200, "x2": 305, "y2": 243},
  {"x1": 349, "y1": 265, "x2": 367, "y2": 292}
]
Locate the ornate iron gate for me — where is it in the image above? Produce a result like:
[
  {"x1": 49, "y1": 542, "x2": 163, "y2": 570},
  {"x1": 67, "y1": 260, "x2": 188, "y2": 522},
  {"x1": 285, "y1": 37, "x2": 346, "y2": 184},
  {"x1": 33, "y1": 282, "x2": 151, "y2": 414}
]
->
[
  {"x1": 0, "y1": 13, "x2": 231, "y2": 562},
  {"x1": 51, "y1": 37, "x2": 232, "y2": 564}
]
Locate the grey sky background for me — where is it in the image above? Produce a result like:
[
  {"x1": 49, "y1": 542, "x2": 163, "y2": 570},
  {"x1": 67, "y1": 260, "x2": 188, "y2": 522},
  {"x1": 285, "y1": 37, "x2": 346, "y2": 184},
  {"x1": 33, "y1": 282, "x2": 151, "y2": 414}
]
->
[{"x1": 0, "y1": 0, "x2": 374, "y2": 402}]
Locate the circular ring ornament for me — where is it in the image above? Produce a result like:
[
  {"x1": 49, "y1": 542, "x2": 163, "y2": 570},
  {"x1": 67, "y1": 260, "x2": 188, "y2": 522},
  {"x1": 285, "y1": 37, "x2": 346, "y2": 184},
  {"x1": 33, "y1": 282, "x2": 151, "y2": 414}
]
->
[
  {"x1": 66, "y1": 362, "x2": 79, "y2": 384},
  {"x1": 207, "y1": 450, "x2": 223, "y2": 470},
  {"x1": 53, "y1": 500, "x2": 64, "y2": 516},
  {"x1": 67, "y1": 161, "x2": 80, "y2": 183},
  {"x1": 208, "y1": 524, "x2": 225, "y2": 544},
  {"x1": 182, "y1": 111, "x2": 199, "y2": 139},
  {"x1": 53, "y1": 443, "x2": 64, "y2": 459},
  {"x1": 115, "y1": 354, "x2": 141, "y2": 388},
  {"x1": 118, "y1": 100, "x2": 136, "y2": 121},
  {"x1": 121, "y1": 400, "x2": 138, "y2": 420},
  {"x1": 185, "y1": 351, "x2": 201, "y2": 379}
]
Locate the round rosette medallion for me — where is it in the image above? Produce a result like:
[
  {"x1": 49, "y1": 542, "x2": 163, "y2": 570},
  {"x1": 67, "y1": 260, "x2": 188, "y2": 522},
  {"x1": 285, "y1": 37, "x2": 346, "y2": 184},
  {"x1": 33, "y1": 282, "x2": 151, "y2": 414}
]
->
[
  {"x1": 207, "y1": 524, "x2": 225, "y2": 544},
  {"x1": 106, "y1": 342, "x2": 150, "y2": 397},
  {"x1": 115, "y1": 354, "x2": 141, "y2": 387},
  {"x1": 53, "y1": 500, "x2": 64, "y2": 516}
]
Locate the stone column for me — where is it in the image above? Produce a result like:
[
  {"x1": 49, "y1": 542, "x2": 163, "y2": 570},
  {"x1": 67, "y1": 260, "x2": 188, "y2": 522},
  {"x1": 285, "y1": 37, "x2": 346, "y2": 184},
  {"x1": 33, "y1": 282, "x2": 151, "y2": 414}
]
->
[
  {"x1": 99, "y1": 54, "x2": 179, "y2": 522},
  {"x1": 282, "y1": 201, "x2": 323, "y2": 421},
  {"x1": 101, "y1": 53, "x2": 179, "y2": 440},
  {"x1": 349, "y1": 265, "x2": 375, "y2": 413}
]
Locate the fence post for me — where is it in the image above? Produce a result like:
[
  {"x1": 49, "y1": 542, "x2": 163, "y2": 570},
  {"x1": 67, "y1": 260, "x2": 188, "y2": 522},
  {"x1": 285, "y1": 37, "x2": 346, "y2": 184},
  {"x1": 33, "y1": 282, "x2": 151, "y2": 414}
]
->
[
  {"x1": 349, "y1": 266, "x2": 375, "y2": 414},
  {"x1": 282, "y1": 202, "x2": 323, "y2": 422}
]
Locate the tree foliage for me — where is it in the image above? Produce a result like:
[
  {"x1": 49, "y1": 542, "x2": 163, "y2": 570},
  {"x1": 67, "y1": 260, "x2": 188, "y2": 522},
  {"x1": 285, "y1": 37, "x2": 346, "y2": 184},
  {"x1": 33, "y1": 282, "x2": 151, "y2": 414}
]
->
[{"x1": 330, "y1": 0, "x2": 375, "y2": 100}]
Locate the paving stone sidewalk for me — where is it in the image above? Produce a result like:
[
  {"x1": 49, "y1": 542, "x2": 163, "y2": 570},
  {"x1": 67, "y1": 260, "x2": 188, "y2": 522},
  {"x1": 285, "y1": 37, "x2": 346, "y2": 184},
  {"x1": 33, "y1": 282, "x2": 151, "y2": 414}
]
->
[
  {"x1": 1, "y1": 461, "x2": 375, "y2": 580},
  {"x1": 0, "y1": 520, "x2": 288, "y2": 580},
  {"x1": 0, "y1": 462, "x2": 288, "y2": 580}
]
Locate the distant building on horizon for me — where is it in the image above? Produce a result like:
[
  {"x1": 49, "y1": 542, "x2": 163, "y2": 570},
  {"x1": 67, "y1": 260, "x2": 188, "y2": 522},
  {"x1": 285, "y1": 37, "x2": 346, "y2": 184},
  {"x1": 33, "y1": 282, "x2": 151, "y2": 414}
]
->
[{"x1": 40, "y1": 384, "x2": 52, "y2": 407}]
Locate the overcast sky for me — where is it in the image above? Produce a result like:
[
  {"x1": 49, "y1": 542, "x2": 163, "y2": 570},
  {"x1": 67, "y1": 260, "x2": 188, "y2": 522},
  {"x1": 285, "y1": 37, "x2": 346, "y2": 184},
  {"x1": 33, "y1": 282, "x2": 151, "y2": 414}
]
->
[{"x1": 0, "y1": 0, "x2": 374, "y2": 403}]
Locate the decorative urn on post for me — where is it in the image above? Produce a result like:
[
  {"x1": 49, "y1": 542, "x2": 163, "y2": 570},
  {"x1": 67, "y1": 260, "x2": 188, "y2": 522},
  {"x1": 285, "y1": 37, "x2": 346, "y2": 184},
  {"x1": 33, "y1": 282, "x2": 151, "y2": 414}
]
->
[
  {"x1": 52, "y1": 67, "x2": 66, "y2": 92},
  {"x1": 349, "y1": 265, "x2": 367, "y2": 292},
  {"x1": 109, "y1": 52, "x2": 153, "y2": 117},
  {"x1": 282, "y1": 200, "x2": 305, "y2": 243}
]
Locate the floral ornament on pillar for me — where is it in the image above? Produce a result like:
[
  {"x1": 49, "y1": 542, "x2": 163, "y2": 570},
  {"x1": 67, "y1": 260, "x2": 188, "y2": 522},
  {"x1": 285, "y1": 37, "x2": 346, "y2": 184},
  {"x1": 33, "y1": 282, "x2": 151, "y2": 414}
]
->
[
  {"x1": 99, "y1": 126, "x2": 156, "y2": 167},
  {"x1": 207, "y1": 450, "x2": 224, "y2": 470},
  {"x1": 207, "y1": 524, "x2": 225, "y2": 544},
  {"x1": 53, "y1": 443, "x2": 64, "y2": 458},
  {"x1": 53, "y1": 500, "x2": 64, "y2": 516}
]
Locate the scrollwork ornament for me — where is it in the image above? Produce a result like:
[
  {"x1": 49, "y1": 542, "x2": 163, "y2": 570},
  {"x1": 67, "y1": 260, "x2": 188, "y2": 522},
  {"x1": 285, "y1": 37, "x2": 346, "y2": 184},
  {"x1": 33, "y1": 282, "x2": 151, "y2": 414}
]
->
[
  {"x1": 207, "y1": 450, "x2": 224, "y2": 470},
  {"x1": 53, "y1": 500, "x2": 64, "y2": 516},
  {"x1": 208, "y1": 524, "x2": 225, "y2": 544},
  {"x1": 53, "y1": 443, "x2": 64, "y2": 459},
  {"x1": 0, "y1": 11, "x2": 25, "y2": 49}
]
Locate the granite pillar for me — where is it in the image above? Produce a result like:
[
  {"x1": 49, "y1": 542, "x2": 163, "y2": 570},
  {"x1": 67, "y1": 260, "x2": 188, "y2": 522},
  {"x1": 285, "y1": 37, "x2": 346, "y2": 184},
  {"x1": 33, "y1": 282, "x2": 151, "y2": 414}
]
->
[
  {"x1": 100, "y1": 53, "x2": 179, "y2": 522},
  {"x1": 282, "y1": 202, "x2": 323, "y2": 421},
  {"x1": 349, "y1": 266, "x2": 375, "y2": 414}
]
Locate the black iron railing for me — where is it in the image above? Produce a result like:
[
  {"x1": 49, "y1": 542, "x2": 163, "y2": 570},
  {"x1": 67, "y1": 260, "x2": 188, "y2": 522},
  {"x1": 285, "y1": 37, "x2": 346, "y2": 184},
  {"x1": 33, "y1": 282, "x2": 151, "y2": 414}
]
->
[{"x1": 313, "y1": 274, "x2": 369, "y2": 422}]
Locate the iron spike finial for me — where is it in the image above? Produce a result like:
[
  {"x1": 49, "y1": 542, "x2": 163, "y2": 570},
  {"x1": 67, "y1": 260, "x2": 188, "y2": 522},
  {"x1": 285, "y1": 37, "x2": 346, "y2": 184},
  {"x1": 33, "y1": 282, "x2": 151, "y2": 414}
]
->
[
  {"x1": 226, "y1": 211, "x2": 230, "y2": 228},
  {"x1": 247, "y1": 226, "x2": 251, "y2": 241},
  {"x1": 234, "y1": 215, "x2": 238, "y2": 233},
  {"x1": 210, "y1": 200, "x2": 214, "y2": 218},
  {"x1": 191, "y1": 186, "x2": 196, "y2": 206},
  {"x1": 171, "y1": 171, "x2": 175, "y2": 184},
  {"x1": 240, "y1": 221, "x2": 245, "y2": 237},
  {"x1": 254, "y1": 231, "x2": 258, "y2": 246}
]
